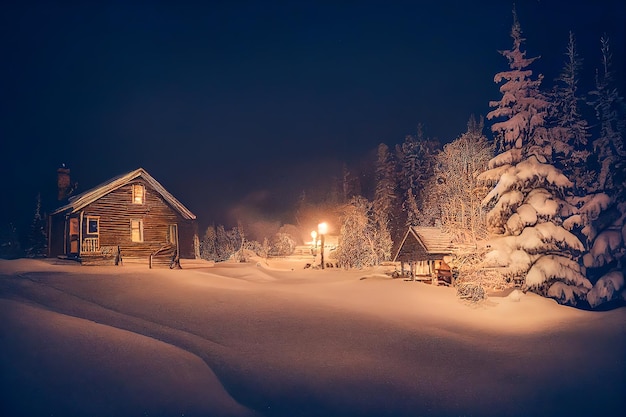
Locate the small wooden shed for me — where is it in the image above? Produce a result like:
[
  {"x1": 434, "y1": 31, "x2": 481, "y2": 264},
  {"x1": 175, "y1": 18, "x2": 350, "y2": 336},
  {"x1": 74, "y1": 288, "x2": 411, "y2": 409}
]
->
[
  {"x1": 48, "y1": 168, "x2": 199, "y2": 266},
  {"x1": 393, "y1": 226, "x2": 455, "y2": 283}
]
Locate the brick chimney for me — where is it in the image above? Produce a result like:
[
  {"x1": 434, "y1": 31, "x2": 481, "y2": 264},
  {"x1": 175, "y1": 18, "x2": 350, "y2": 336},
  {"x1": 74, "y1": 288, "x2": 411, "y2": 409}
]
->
[{"x1": 57, "y1": 164, "x2": 71, "y2": 201}]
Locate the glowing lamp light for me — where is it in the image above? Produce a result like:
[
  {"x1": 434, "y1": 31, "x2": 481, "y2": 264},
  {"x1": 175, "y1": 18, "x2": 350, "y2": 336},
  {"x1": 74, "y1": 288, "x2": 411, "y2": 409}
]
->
[{"x1": 318, "y1": 222, "x2": 328, "y2": 235}]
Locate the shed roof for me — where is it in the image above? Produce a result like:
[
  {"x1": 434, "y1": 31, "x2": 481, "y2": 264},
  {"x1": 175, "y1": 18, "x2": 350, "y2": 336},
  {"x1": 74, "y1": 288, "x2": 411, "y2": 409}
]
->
[
  {"x1": 51, "y1": 168, "x2": 196, "y2": 220},
  {"x1": 393, "y1": 226, "x2": 455, "y2": 262},
  {"x1": 410, "y1": 226, "x2": 455, "y2": 253}
]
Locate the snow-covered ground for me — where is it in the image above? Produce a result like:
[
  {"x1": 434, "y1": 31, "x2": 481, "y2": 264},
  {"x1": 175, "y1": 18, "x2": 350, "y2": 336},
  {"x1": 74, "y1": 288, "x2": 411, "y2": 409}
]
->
[{"x1": 1, "y1": 257, "x2": 624, "y2": 417}]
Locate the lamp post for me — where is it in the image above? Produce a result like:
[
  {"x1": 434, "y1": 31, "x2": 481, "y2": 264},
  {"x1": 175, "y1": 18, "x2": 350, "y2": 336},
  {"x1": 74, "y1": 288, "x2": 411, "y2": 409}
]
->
[
  {"x1": 310, "y1": 230, "x2": 317, "y2": 257},
  {"x1": 318, "y1": 222, "x2": 328, "y2": 269}
]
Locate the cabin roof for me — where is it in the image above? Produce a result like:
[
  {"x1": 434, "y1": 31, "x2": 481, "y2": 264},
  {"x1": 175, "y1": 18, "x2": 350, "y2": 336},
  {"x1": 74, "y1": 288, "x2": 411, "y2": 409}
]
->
[
  {"x1": 393, "y1": 226, "x2": 455, "y2": 261},
  {"x1": 410, "y1": 226, "x2": 454, "y2": 253},
  {"x1": 51, "y1": 167, "x2": 196, "y2": 220}
]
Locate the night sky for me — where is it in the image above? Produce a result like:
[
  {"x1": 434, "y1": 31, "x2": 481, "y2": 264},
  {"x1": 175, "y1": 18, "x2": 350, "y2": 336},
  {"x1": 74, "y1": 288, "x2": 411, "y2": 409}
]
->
[{"x1": 1, "y1": 1, "x2": 624, "y2": 237}]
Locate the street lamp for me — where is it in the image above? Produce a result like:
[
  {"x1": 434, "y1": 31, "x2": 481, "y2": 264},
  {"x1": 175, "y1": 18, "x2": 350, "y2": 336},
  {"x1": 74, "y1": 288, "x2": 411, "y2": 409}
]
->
[{"x1": 318, "y1": 222, "x2": 328, "y2": 269}]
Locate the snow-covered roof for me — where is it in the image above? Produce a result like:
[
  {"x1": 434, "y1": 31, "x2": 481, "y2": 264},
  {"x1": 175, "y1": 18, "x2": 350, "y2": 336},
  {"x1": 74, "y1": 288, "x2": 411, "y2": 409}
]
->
[
  {"x1": 410, "y1": 226, "x2": 455, "y2": 253},
  {"x1": 393, "y1": 226, "x2": 455, "y2": 262},
  {"x1": 51, "y1": 168, "x2": 196, "y2": 220}
]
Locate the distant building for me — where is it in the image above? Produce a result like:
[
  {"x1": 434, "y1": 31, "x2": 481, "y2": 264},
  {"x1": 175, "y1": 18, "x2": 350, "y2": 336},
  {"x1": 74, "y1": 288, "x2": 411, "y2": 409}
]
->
[
  {"x1": 393, "y1": 226, "x2": 455, "y2": 284},
  {"x1": 48, "y1": 167, "x2": 199, "y2": 266}
]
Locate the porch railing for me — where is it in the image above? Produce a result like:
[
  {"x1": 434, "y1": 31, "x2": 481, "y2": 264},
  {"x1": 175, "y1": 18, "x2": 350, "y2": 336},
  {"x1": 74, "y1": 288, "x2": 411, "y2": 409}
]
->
[{"x1": 82, "y1": 238, "x2": 100, "y2": 253}]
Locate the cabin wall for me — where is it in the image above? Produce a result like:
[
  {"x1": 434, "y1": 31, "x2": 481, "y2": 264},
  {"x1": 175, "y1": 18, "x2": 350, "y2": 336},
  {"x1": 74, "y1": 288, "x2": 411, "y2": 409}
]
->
[
  {"x1": 47, "y1": 213, "x2": 66, "y2": 257},
  {"x1": 79, "y1": 180, "x2": 197, "y2": 259},
  {"x1": 178, "y1": 221, "x2": 198, "y2": 258}
]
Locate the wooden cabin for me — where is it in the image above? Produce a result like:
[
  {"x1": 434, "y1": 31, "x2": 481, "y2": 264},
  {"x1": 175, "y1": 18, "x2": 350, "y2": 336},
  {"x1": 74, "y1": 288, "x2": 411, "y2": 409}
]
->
[
  {"x1": 393, "y1": 226, "x2": 455, "y2": 284},
  {"x1": 48, "y1": 168, "x2": 199, "y2": 267}
]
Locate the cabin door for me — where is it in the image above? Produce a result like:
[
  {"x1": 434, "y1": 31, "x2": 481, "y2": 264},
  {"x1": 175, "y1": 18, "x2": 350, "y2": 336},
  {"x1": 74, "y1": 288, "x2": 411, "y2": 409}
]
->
[
  {"x1": 168, "y1": 224, "x2": 179, "y2": 249},
  {"x1": 69, "y1": 217, "x2": 79, "y2": 255}
]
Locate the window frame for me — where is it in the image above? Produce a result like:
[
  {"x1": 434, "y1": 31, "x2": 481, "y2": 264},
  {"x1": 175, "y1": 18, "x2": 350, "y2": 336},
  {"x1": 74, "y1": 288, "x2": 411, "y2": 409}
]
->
[
  {"x1": 130, "y1": 219, "x2": 144, "y2": 242},
  {"x1": 86, "y1": 216, "x2": 100, "y2": 235},
  {"x1": 132, "y1": 184, "x2": 145, "y2": 205}
]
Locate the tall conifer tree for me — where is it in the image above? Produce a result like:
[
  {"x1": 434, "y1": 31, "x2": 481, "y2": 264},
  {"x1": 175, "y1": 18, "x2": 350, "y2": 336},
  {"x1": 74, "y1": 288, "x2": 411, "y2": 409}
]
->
[
  {"x1": 479, "y1": 10, "x2": 590, "y2": 305},
  {"x1": 583, "y1": 36, "x2": 626, "y2": 308},
  {"x1": 373, "y1": 143, "x2": 396, "y2": 259}
]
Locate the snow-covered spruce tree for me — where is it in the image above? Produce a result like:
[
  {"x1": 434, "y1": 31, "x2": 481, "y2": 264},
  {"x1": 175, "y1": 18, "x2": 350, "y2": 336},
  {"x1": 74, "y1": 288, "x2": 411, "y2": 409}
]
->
[
  {"x1": 214, "y1": 225, "x2": 241, "y2": 261},
  {"x1": 336, "y1": 196, "x2": 380, "y2": 269},
  {"x1": 581, "y1": 36, "x2": 626, "y2": 308},
  {"x1": 478, "y1": 11, "x2": 590, "y2": 305},
  {"x1": 269, "y1": 224, "x2": 300, "y2": 257},
  {"x1": 235, "y1": 221, "x2": 247, "y2": 262},
  {"x1": 428, "y1": 116, "x2": 493, "y2": 242},
  {"x1": 200, "y1": 225, "x2": 217, "y2": 261},
  {"x1": 25, "y1": 193, "x2": 48, "y2": 258},
  {"x1": 373, "y1": 143, "x2": 396, "y2": 260},
  {"x1": 271, "y1": 232, "x2": 296, "y2": 257},
  {"x1": 341, "y1": 163, "x2": 361, "y2": 203},
  {"x1": 395, "y1": 125, "x2": 438, "y2": 226},
  {"x1": 547, "y1": 32, "x2": 592, "y2": 195}
]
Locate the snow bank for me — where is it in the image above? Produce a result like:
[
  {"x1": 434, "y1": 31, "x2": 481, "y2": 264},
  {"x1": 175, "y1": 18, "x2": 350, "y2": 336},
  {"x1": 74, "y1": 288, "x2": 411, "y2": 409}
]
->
[
  {"x1": 0, "y1": 298, "x2": 253, "y2": 417},
  {"x1": 1, "y1": 259, "x2": 625, "y2": 417}
]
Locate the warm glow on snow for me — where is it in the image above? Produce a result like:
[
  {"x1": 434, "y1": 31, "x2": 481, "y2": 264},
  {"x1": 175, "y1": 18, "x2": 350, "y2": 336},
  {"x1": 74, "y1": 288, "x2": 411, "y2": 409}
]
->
[{"x1": 1, "y1": 258, "x2": 624, "y2": 417}]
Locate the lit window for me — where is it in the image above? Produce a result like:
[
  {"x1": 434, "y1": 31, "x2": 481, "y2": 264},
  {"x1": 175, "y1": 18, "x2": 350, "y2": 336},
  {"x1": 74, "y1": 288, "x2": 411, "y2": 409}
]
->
[
  {"x1": 131, "y1": 219, "x2": 143, "y2": 242},
  {"x1": 87, "y1": 216, "x2": 99, "y2": 235},
  {"x1": 132, "y1": 184, "x2": 145, "y2": 204}
]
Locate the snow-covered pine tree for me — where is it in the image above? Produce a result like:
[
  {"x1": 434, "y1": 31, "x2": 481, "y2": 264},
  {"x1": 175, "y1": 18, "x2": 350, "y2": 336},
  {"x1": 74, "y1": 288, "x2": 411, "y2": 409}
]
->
[
  {"x1": 548, "y1": 32, "x2": 592, "y2": 195},
  {"x1": 478, "y1": 10, "x2": 590, "y2": 305},
  {"x1": 25, "y1": 193, "x2": 47, "y2": 258},
  {"x1": 341, "y1": 163, "x2": 361, "y2": 203},
  {"x1": 235, "y1": 220, "x2": 246, "y2": 262},
  {"x1": 336, "y1": 196, "x2": 379, "y2": 268},
  {"x1": 582, "y1": 36, "x2": 626, "y2": 308},
  {"x1": 260, "y1": 237, "x2": 271, "y2": 262},
  {"x1": 214, "y1": 225, "x2": 238, "y2": 261},
  {"x1": 271, "y1": 232, "x2": 296, "y2": 257},
  {"x1": 200, "y1": 225, "x2": 218, "y2": 261},
  {"x1": 395, "y1": 124, "x2": 437, "y2": 227},
  {"x1": 587, "y1": 37, "x2": 626, "y2": 194},
  {"x1": 429, "y1": 116, "x2": 493, "y2": 242},
  {"x1": 373, "y1": 143, "x2": 396, "y2": 261}
]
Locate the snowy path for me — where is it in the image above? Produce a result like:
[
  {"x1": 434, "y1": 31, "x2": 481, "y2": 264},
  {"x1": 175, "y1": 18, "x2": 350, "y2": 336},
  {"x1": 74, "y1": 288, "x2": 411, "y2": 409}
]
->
[{"x1": 0, "y1": 259, "x2": 624, "y2": 417}]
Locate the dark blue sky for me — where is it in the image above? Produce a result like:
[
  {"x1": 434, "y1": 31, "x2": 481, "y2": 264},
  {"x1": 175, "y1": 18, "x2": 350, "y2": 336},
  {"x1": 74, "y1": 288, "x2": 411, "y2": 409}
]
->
[{"x1": 1, "y1": 1, "x2": 624, "y2": 233}]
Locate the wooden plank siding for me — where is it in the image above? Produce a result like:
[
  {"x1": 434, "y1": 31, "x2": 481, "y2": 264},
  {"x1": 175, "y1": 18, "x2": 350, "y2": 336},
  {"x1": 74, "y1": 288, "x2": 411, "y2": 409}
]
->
[
  {"x1": 47, "y1": 213, "x2": 66, "y2": 258},
  {"x1": 80, "y1": 180, "x2": 196, "y2": 259},
  {"x1": 48, "y1": 168, "x2": 199, "y2": 265}
]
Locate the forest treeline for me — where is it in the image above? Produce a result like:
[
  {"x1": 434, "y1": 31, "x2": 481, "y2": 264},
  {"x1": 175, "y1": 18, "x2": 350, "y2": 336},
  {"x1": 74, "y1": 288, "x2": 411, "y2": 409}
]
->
[
  {"x1": 4, "y1": 10, "x2": 624, "y2": 309},
  {"x1": 200, "y1": 11, "x2": 625, "y2": 308}
]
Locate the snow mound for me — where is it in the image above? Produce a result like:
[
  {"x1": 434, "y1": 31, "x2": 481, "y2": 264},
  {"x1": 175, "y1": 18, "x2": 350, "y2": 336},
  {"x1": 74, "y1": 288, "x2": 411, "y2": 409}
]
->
[{"x1": 507, "y1": 289, "x2": 524, "y2": 302}]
